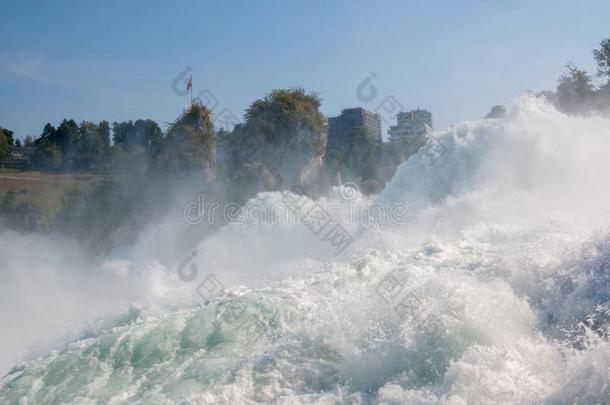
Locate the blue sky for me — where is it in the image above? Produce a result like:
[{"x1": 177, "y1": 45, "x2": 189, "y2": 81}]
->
[{"x1": 1, "y1": 0, "x2": 609, "y2": 139}]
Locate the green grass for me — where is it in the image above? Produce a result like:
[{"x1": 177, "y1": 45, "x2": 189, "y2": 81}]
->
[{"x1": 0, "y1": 170, "x2": 108, "y2": 228}]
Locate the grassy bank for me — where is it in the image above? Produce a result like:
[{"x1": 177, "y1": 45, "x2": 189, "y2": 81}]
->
[{"x1": 0, "y1": 170, "x2": 115, "y2": 229}]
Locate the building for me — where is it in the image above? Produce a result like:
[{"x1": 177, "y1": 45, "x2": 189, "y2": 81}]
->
[
  {"x1": 387, "y1": 109, "x2": 433, "y2": 142},
  {"x1": 377, "y1": 109, "x2": 434, "y2": 182},
  {"x1": 327, "y1": 107, "x2": 382, "y2": 149}
]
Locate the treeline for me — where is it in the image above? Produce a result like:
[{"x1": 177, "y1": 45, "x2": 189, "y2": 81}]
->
[
  {"x1": 543, "y1": 38, "x2": 610, "y2": 115},
  {"x1": 0, "y1": 127, "x2": 16, "y2": 161},
  {"x1": 485, "y1": 38, "x2": 610, "y2": 119},
  {"x1": 0, "y1": 90, "x2": 329, "y2": 251},
  {"x1": 27, "y1": 119, "x2": 163, "y2": 172},
  {"x1": 3, "y1": 38, "x2": 610, "y2": 250}
]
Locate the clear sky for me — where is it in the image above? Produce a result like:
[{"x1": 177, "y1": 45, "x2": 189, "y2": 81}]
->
[{"x1": 1, "y1": 0, "x2": 609, "y2": 139}]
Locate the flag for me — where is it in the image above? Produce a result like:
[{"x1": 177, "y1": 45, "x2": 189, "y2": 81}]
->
[{"x1": 186, "y1": 75, "x2": 192, "y2": 91}]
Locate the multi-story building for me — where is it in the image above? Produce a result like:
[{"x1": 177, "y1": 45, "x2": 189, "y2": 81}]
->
[
  {"x1": 387, "y1": 109, "x2": 433, "y2": 142},
  {"x1": 327, "y1": 107, "x2": 382, "y2": 149}
]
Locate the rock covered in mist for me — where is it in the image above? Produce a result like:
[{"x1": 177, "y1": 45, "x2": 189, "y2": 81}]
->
[
  {"x1": 159, "y1": 104, "x2": 218, "y2": 182},
  {"x1": 221, "y1": 89, "x2": 327, "y2": 198}
]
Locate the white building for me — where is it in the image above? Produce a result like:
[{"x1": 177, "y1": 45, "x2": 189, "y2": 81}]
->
[{"x1": 388, "y1": 109, "x2": 433, "y2": 142}]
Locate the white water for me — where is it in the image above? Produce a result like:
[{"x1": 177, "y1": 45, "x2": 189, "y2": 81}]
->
[{"x1": 1, "y1": 96, "x2": 610, "y2": 404}]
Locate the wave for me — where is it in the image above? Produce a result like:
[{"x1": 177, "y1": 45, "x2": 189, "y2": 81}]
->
[{"x1": 1, "y1": 95, "x2": 609, "y2": 404}]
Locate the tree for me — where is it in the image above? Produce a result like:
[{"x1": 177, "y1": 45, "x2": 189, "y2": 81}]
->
[
  {"x1": 243, "y1": 88, "x2": 325, "y2": 149},
  {"x1": 0, "y1": 127, "x2": 14, "y2": 161},
  {"x1": 98, "y1": 121, "x2": 111, "y2": 156},
  {"x1": 0, "y1": 127, "x2": 14, "y2": 146},
  {"x1": 593, "y1": 38, "x2": 610, "y2": 78},
  {"x1": 556, "y1": 64, "x2": 594, "y2": 114},
  {"x1": 33, "y1": 123, "x2": 60, "y2": 170},
  {"x1": 0, "y1": 134, "x2": 11, "y2": 161},
  {"x1": 33, "y1": 143, "x2": 62, "y2": 171},
  {"x1": 24, "y1": 135, "x2": 34, "y2": 147},
  {"x1": 111, "y1": 119, "x2": 162, "y2": 172},
  {"x1": 53, "y1": 119, "x2": 80, "y2": 170},
  {"x1": 55, "y1": 119, "x2": 80, "y2": 152},
  {"x1": 109, "y1": 144, "x2": 129, "y2": 173},
  {"x1": 485, "y1": 105, "x2": 507, "y2": 119},
  {"x1": 228, "y1": 88, "x2": 326, "y2": 192},
  {"x1": 326, "y1": 125, "x2": 379, "y2": 182},
  {"x1": 159, "y1": 104, "x2": 217, "y2": 177},
  {"x1": 37, "y1": 123, "x2": 56, "y2": 145},
  {"x1": 134, "y1": 119, "x2": 163, "y2": 159},
  {"x1": 112, "y1": 121, "x2": 135, "y2": 148},
  {"x1": 77, "y1": 121, "x2": 106, "y2": 170}
]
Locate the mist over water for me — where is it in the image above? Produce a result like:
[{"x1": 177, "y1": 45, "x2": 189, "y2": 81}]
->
[{"x1": 1, "y1": 96, "x2": 610, "y2": 403}]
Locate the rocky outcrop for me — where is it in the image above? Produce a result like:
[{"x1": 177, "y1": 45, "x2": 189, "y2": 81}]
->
[
  {"x1": 160, "y1": 104, "x2": 217, "y2": 182},
  {"x1": 221, "y1": 89, "x2": 327, "y2": 199}
]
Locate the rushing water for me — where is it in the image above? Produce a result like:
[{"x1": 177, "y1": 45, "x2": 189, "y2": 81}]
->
[{"x1": 1, "y1": 96, "x2": 609, "y2": 404}]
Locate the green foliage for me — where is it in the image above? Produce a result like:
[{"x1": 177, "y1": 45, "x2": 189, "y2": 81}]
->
[
  {"x1": 76, "y1": 121, "x2": 106, "y2": 170},
  {"x1": 243, "y1": 88, "x2": 325, "y2": 150},
  {"x1": 0, "y1": 127, "x2": 13, "y2": 160},
  {"x1": 556, "y1": 64, "x2": 594, "y2": 114},
  {"x1": 112, "y1": 119, "x2": 162, "y2": 153},
  {"x1": 110, "y1": 119, "x2": 163, "y2": 172},
  {"x1": 109, "y1": 144, "x2": 129, "y2": 173},
  {"x1": 160, "y1": 104, "x2": 217, "y2": 174},
  {"x1": 29, "y1": 118, "x2": 163, "y2": 173},
  {"x1": 33, "y1": 143, "x2": 62, "y2": 171},
  {"x1": 326, "y1": 125, "x2": 379, "y2": 182},
  {"x1": 593, "y1": 38, "x2": 610, "y2": 78}
]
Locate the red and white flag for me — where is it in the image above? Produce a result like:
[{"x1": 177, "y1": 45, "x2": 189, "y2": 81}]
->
[{"x1": 186, "y1": 75, "x2": 192, "y2": 91}]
